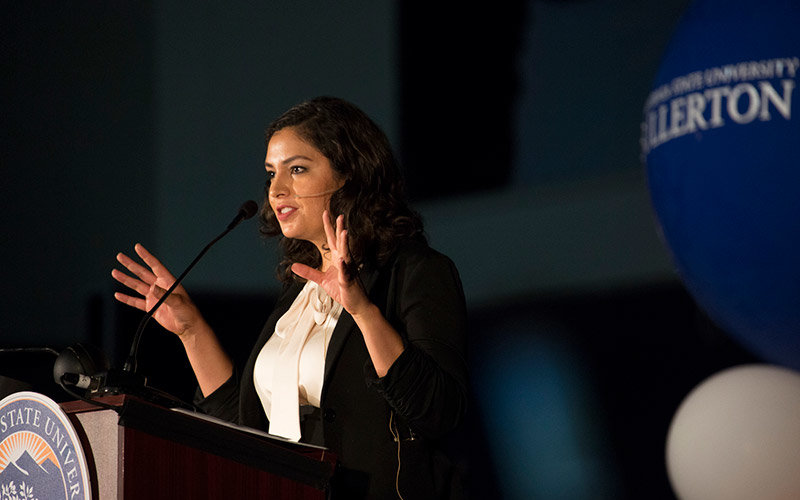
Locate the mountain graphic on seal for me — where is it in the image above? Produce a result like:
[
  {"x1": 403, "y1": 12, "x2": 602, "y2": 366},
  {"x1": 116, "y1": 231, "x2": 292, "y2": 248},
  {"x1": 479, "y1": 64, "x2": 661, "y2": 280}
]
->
[{"x1": 0, "y1": 450, "x2": 65, "y2": 499}]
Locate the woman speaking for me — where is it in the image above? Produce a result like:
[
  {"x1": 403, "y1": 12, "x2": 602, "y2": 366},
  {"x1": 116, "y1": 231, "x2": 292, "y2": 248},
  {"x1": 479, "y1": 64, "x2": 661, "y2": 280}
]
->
[{"x1": 112, "y1": 96, "x2": 468, "y2": 499}]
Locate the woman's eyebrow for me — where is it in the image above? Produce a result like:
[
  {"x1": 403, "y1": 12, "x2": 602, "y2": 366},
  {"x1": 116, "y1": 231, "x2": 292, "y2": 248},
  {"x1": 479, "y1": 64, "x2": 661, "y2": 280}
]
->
[{"x1": 265, "y1": 155, "x2": 314, "y2": 168}]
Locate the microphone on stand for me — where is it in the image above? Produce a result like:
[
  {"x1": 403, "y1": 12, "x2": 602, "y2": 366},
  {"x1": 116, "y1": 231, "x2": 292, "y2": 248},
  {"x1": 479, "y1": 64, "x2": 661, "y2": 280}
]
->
[
  {"x1": 57, "y1": 200, "x2": 258, "y2": 407},
  {"x1": 122, "y1": 199, "x2": 258, "y2": 375}
]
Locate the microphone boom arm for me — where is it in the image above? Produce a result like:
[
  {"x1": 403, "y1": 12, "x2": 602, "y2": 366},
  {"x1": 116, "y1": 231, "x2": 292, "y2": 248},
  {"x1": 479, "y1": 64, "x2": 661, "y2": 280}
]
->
[{"x1": 122, "y1": 200, "x2": 258, "y2": 374}]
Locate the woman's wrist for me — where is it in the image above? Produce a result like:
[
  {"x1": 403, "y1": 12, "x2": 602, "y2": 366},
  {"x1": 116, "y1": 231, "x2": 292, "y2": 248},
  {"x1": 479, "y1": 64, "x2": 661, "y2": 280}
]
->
[
  {"x1": 349, "y1": 301, "x2": 379, "y2": 323},
  {"x1": 179, "y1": 317, "x2": 210, "y2": 344}
]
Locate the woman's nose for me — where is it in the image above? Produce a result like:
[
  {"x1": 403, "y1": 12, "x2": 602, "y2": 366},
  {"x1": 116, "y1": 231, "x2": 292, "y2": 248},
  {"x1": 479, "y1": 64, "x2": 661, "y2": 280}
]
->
[{"x1": 269, "y1": 172, "x2": 289, "y2": 197}]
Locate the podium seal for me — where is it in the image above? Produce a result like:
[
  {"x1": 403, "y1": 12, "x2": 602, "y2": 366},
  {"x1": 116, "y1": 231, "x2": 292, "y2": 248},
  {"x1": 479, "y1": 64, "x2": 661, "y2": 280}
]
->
[{"x1": 0, "y1": 392, "x2": 91, "y2": 500}]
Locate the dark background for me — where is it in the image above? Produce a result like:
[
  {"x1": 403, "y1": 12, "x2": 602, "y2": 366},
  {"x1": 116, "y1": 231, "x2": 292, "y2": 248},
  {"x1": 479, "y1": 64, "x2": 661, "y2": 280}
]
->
[{"x1": 1, "y1": 1, "x2": 761, "y2": 498}]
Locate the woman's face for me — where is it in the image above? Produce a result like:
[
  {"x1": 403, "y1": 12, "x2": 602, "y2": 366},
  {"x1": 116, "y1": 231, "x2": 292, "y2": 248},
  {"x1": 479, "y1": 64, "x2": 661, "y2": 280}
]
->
[{"x1": 265, "y1": 127, "x2": 343, "y2": 251}]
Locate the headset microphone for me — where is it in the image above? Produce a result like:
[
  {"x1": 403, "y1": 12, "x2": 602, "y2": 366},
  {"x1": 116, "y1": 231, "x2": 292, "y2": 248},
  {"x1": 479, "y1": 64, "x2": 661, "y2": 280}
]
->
[{"x1": 293, "y1": 188, "x2": 339, "y2": 199}]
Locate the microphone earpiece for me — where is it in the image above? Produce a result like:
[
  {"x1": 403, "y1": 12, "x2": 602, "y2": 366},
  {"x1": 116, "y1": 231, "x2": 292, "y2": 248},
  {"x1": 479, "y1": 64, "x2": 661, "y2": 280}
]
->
[{"x1": 293, "y1": 188, "x2": 339, "y2": 199}]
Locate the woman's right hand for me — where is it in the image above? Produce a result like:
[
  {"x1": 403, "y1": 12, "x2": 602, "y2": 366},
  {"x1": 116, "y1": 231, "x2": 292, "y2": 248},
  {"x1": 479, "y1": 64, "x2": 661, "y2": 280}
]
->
[{"x1": 111, "y1": 243, "x2": 203, "y2": 337}]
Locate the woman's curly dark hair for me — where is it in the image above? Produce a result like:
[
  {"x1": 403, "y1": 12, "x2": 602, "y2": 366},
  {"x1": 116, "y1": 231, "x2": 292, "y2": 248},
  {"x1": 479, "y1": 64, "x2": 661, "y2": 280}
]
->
[{"x1": 260, "y1": 96, "x2": 425, "y2": 282}]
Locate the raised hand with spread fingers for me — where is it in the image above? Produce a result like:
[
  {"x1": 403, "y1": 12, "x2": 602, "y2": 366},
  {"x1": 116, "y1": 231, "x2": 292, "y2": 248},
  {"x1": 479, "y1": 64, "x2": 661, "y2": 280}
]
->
[
  {"x1": 111, "y1": 243, "x2": 232, "y2": 395},
  {"x1": 291, "y1": 211, "x2": 404, "y2": 377},
  {"x1": 290, "y1": 211, "x2": 369, "y2": 316},
  {"x1": 112, "y1": 243, "x2": 202, "y2": 336}
]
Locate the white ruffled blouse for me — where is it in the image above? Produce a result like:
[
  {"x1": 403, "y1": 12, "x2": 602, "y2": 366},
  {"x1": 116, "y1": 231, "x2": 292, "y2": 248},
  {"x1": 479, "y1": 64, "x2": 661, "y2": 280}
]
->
[{"x1": 253, "y1": 280, "x2": 342, "y2": 441}]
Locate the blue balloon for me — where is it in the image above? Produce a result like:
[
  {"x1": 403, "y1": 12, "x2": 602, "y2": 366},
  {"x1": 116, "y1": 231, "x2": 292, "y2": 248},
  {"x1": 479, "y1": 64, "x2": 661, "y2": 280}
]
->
[{"x1": 642, "y1": 0, "x2": 800, "y2": 370}]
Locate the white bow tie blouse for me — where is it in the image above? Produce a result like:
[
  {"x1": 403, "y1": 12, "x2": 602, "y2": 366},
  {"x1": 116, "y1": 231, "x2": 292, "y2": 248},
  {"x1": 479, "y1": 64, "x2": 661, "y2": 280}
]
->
[{"x1": 253, "y1": 279, "x2": 342, "y2": 441}]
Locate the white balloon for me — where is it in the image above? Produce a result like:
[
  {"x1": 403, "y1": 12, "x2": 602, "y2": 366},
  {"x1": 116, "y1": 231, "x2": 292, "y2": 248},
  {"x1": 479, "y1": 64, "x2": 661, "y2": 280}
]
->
[{"x1": 666, "y1": 364, "x2": 800, "y2": 500}]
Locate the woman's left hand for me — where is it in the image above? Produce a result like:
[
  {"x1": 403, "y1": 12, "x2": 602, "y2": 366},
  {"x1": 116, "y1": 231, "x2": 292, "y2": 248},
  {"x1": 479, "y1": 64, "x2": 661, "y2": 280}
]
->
[{"x1": 291, "y1": 211, "x2": 371, "y2": 315}]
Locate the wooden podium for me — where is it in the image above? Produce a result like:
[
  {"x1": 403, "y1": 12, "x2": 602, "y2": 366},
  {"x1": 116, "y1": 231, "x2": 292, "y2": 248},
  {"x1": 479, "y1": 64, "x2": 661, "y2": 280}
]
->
[{"x1": 60, "y1": 395, "x2": 336, "y2": 499}]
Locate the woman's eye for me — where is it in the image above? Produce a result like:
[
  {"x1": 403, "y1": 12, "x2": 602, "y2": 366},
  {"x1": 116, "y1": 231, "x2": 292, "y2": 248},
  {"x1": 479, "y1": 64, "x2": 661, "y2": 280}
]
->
[
  {"x1": 290, "y1": 165, "x2": 307, "y2": 174},
  {"x1": 265, "y1": 171, "x2": 275, "y2": 181}
]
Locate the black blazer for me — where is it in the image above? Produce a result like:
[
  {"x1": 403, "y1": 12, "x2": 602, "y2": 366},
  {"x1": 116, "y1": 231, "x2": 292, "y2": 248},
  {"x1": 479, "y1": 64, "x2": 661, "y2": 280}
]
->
[{"x1": 197, "y1": 239, "x2": 468, "y2": 499}]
